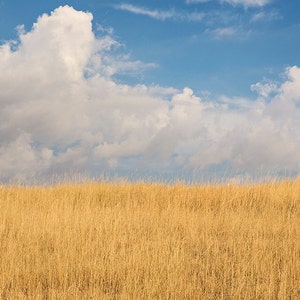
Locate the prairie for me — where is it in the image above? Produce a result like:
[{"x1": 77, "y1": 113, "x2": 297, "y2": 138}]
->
[{"x1": 0, "y1": 180, "x2": 299, "y2": 299}]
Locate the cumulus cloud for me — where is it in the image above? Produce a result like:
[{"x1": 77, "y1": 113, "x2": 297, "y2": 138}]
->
[{"x1": 1, "y1": 5, "x2": 300, "y2": 183}]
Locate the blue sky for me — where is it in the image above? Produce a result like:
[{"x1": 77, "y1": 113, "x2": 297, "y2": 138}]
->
[
  {"x1": 1, "y1": 0, "x2": 300, "y2": 183},
  {"x1": 1, "y1": 0, "x2": 300, "y2": 96}
]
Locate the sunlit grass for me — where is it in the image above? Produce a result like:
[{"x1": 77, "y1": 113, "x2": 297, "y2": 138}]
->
[{"x1": 0, "y1": 180, "x2": 299, "y2": 299}]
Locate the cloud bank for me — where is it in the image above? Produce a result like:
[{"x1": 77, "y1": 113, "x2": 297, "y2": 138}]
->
[{"x1": 1, "y1": 6, "x2": 300, "y2": 183}]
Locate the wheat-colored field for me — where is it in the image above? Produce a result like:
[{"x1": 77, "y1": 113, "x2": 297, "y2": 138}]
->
[{"x1": 0, "y1": 179, "x2": 299, "y2": 299}]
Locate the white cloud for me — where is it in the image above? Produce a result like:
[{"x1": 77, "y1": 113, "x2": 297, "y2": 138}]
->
[
  {"x1": 96, "y1": 24, "x2": 114, "y2": 35},
  {"x1": 250, "y1": 10, "x2": 280, "y2": 22},
  {"x1": 251, "y1": 78, "x2": 279, "y2": 98},
  {"x1": 187, "y1": 0, "x2": 271, "y2": 7},
  {"x1": 115, "y1": 4, "x2": 174, "y2": 21},
  {"x1": 115, "y1": 4, "x2": 205, "y2": 22},
  {"x1": 221, "y1": 0, "x2": 271, "y2": 7},
  {"x1": 205, "y1": 27, "x2": 237, "y2": 39},
  {"x1": 1, "y1": 5, "x2": 300, "y2": 183}
]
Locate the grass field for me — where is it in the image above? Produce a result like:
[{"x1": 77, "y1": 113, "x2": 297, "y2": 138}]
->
[{"x1": 0, "y1": 180, "x2": 299, "y2": 299}]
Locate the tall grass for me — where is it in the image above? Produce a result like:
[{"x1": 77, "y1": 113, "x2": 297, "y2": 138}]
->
[{"x1": 0, "y1": 180, "x2": 299, "y2": 299}]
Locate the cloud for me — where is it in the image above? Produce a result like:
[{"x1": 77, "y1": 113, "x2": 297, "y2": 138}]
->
[
  {"x1": 115, "y1": 4, "x2": 174, "y2": 21},
  {"x1": 250, "y1": 10, "x2": 281, "y2": 22},
  {"x1": 116, "y1": 2, "x2": 276, "y2": 40},
  {"x1": 221, "y1": 0, "x2": 271, "y2": 7},
  {"x1": 1, "y1": 5, "x2": 300, "y2": 183},
  {"x1": 205, "y1": 26, "x2": 237, "y2": 39},
  {"x1": 115, "y1": 4, "x2": 205, "y2": 22},
  {"x1": 250, "y1": 78, "x2": 279, "y2": 98},
  {"x1": 187, "y1": 0, "x2": 271, "y2": 8}
]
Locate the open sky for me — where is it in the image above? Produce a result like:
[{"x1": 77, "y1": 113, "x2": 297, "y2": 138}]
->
[{"x1": 1, "y1": 0, "x2": 300, "y2": 183}]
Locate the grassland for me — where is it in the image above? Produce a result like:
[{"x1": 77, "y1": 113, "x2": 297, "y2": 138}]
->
[{"x1": 0, "y1": 179, "x2": 299, "y2": 299}]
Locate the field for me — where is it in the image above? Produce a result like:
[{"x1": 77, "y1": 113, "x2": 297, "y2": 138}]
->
[{"x1": 0, "y1": 180, "x2": 299, "y2": 299}]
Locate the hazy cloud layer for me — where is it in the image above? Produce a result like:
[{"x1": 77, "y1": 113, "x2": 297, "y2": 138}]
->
[
  {"x1": 115, "y1": 2, "x2": 277, "y2": 41},
  {"x1": 1, "y1": 6, "x2": 300, "y2": 182}
]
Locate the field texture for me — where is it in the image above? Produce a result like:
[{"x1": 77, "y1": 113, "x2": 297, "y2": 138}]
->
[{"x1": 0, "y1": 180, "x2": 299, "y2": 299}]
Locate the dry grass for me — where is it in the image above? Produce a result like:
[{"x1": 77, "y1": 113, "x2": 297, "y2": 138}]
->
[{"x1": 0, "y1": 179, "x2": 299, "y2": 299}]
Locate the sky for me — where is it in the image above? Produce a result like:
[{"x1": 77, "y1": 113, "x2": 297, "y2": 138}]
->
[{"x1": 1, "y1": 0, "x2": 300, "y2": 183}]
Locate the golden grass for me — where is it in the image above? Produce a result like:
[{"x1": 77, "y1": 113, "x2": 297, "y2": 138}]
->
[{"x1": 0, "y1": 180, "x2": 299, "y2": 299}]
